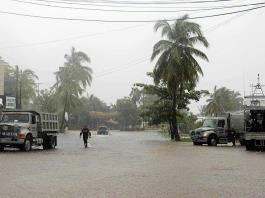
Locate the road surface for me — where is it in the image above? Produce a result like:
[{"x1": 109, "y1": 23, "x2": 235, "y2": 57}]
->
[{"x1": 1, "y1": 131, "x2": 265, "y2": 198}]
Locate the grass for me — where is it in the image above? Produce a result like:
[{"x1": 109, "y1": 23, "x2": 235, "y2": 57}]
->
[{"x1": 159, "y1": 129, "x2": 192, "y2": 142}]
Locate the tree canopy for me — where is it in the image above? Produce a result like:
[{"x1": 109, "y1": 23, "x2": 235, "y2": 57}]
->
[{"x1": 151, "y1": 15, "x2": 209, "y2": 140}]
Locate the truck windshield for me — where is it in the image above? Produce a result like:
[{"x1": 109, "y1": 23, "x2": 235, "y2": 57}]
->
[
  {"x1": 0, "y1": 114, "x2": 29, "y2": 123},
  {"x1": 202, "y1": 119, "x2": 217, "y2": 128}
]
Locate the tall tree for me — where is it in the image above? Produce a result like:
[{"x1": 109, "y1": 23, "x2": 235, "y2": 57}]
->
[
  {"x1": 151, "y1": 15, "x2": 209, "y2": 141},
  {"x1": 54, "y1": 47, "x2": 92, "y2": 131},
  {"x1": 4, "y1": 65, "x2": 38, "y2": 109},
  {"x1": 203, "y1": 86, "x2": 243, "y2": 116}
]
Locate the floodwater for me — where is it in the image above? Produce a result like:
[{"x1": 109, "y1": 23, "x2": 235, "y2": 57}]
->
[{"x1": 1, "y1": 131, "x2": 265, "y2": 198}]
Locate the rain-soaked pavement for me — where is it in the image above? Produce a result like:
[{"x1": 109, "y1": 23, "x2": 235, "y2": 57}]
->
[{"x1": 1, "y1": 130, "x2": 265, "y2": 198}]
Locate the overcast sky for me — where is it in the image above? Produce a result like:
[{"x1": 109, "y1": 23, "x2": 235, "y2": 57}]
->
[{"x1": 0, "y1": 0, "x2": 265, "y2": 113}]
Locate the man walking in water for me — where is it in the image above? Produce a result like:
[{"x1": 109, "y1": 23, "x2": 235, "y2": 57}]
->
[{"x1": 80, "y1": 125, "x2": 91, "y2": 148}]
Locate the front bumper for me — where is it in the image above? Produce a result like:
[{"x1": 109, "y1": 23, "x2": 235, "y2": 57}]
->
[
  {"x1": 0, "y1": 138, "x2": 24, "y2": 145},
  {"x1": 191, "y1": 135, "x2": 208, "y2": 143}
]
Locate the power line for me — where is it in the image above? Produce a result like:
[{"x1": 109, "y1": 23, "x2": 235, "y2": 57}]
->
[
  {"x1": 21, "y1": 0, "x2": 240, "y2": 9},
  {"x1": 0, "y1": 7, "x2": 246, "y2": 50},
  {"x1": 0, "y1": 23, "x2": 147, "y2": 49},
  {"x1": 9, "y1": 0, "x2": 265, "y2": 13},
  {"x1": 0, "y1": 5, "x2": 264, "y2": 23},
  {"x1": 94, "y1": 11, "x2": 257, "y2": 78},
  {"x1": 30, "y1": 0, "x2": 235, "y2": 5}
]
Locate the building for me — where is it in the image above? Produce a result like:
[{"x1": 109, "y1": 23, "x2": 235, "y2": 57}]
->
[{"x1": 0, "y1": 57, "x2": 6, "y2": 96}]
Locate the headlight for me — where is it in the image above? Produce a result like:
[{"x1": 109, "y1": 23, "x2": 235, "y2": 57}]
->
[
  {"x1": 19, "y1": 130, "x2": 27, "y2": 139},
  {"x1": 202, "y1": 132, "x2": 208, "y2": 137}
]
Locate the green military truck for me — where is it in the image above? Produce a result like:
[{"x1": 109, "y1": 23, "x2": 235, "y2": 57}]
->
[
  {"x1": 190, "y1": 112, "x2": 245, "y2": 146},
  {"x1": 0, "y1": 110, "x2": 58, "y2": 151}
]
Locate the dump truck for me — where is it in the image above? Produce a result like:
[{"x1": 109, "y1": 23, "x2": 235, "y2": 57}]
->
[
  {"x1": 0, "y1": 110, "x2": 58, "y2": 151},
  {"x1": 190, "y1": 112, "x2": 245, "y2": 146}
]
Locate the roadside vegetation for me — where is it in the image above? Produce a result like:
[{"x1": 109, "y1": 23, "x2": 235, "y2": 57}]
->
[{"x1": 2, "y1": 15, "x2": 243, "y2": 136}]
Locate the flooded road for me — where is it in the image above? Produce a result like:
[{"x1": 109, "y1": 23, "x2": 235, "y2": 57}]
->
[{"x1": 1, "y1": 131, "x2": 265, "y2": 198}]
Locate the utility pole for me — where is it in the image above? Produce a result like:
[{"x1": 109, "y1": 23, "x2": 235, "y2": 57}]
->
[
  {"x1": 0, "y1": 58, "x2": 5, "y2": 96},
  {"x1": 15, "y1": 65, "x2": 19, "y2": 109},
  {"x1": 19, "y1": 69, "x2": 22, "y2": 109}
]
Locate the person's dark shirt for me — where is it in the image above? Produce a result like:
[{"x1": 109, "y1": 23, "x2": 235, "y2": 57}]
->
[{"x1": 80, "y1": 127, "x2": 91, "y2": 139}]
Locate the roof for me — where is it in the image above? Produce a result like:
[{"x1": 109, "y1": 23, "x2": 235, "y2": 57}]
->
[{"x1": 2, "y1": 110, "x2": 40, "y2": 116}]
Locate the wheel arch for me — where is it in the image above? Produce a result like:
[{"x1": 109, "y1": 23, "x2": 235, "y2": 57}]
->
[{"x1": 207, "y1": 133, "x2": 219, "y2": 143}]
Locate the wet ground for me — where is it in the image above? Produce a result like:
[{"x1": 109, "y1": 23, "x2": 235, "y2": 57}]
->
[{"x1": 1, "y1": 131, "x2": 265, "y2": 198}]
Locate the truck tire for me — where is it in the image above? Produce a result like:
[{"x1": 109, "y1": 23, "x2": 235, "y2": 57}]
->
[
  {"x1": 208, "y1": 135, "x2": 217, "y2": 146},
  {"x1": 246, "y1": 140, "x2": 253, "y2": 151},
  {"x1": 43, "y1": 136, "x2": 56, "y2": 150},
  {"x1": 0, "y1": 145, "x2": 4, "y2": 151},
  {"x1": 43, "y1": 136, "x2": 49, "y2": 150},
  {"x1": 49, "y1": 136, "x2": 56, "y2": 149},
  {"x1": 22, "y1": 136, "x2": 32, "y2": 152}
]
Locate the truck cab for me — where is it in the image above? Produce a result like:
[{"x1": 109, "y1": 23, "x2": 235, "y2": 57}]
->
[{"x1": 190, "y1": 117, "x2": 228, "y2": 146}]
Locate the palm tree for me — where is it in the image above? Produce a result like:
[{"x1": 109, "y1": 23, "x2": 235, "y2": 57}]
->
[
  {"x1": 151, "y1": 15, "x2": 209, "y2": 141},
  {"x1": 204, "y1": 86, "x2": 243, "y2": 116},
  {"x1": 19, "y1": 68, "x2": 39, "y2": 108},
  {"x1": 4, "y1": 65, "x2": 38, "y2": 109},
  {"x1": 54, "y1": 47, "x2": 93, "y2": 131}
]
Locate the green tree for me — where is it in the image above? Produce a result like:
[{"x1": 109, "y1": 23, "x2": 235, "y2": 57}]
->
[
  {"x1": 151, "y1": 15, "x2": 209, "y2": 141},
  {"x1": 54, "y1": 47, "x2": 92, "y2": 131},
  {"x1": 136, "y1": 78, "x2": 206, "y2": 134},
  {"x1": 203, "y1": 86, "x2": 243, "y2": 116},
  {"x1": 4, "y1": 65, "x2": 38, "y2": 109},
  {"x1": 116, "y1": 97, "x2": 139, "y2": 130},
  {"x1": 87, "y1": 95, "x2": 109, "y2": 112},
  {"x1": 36, "y1": 89, "x2": 58, "y2": 112}
]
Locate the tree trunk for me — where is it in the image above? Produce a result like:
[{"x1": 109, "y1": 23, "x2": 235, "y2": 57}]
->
[
  {"x1": 172, "y1": 87, "x2": 180, "y2": 141},
  {"x1": 19, "y1": 76, "x2": 22, "y2": 109},
  {"x1": 169, "y1": 119, "x2": 173, "y2": 140},
  {"x1": 60, "y1": 92, "x2": 68, "y2": 132}
]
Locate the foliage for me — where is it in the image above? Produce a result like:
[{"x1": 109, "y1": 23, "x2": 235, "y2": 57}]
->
[
  {"x1": 136, "y1": 77, "x2": 207, "y2": 135},
  {"x1": 116, "y1": 97, "x2": 140, "y2": 130},
  {"x1": 151, "y1": 15, "x2": 209, "y2": 141},
  {"x1": 202, "y1": 86, "x2": 243, "y2": 116},
  {"x1": 4, "y1": 65, "x2": 38, "y2": 108},
  {"x1": 53, "y1": 47, "x2": 92, "y2": 131},
  {"x1": 35, "y1": 89, "x2": 58, "y2": 113},
  {"x1": 87, "y1": 95, "x2": 109, "y2": 112},
  {"x1": 178, "y1": 111, "x2": 199, "y2": 134},
  {"x1": 68, "y1": 96, "x2": 116, "y2": 129}
]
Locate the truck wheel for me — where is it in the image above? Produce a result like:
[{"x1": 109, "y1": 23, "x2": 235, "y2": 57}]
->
[
  {"x1": 208, "y1": 135, "x2": 217, "y2": 146},
  {"x1": 43, "y1": 137, "x2": 49, "y2": 150},
  {"x1": 0, "y1": 145, "x2": 4, "y2": 151},
  {"x1": 49, "y1": 136, "x2": 56, "y2": 149},
  {"x1": 246, "y1": 140, "x2": 253, "y2": 151},
  {"x1": 23, "y1": 137, "x2": 32, "y2": 152}
]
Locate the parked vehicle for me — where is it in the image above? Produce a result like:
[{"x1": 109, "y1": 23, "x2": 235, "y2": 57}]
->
[
  {"x1": 0, "y1": 110, "x2": 58, "y2": 151},
  {"x1": 244, "y1": 75, "x2": 265, "y2": 150},
  {"x1": 190, "y1": 112, "x2": 245, "y2": 146},
  {"x1": 97, "y1": 126, "x2": 109, "y2": 135}
]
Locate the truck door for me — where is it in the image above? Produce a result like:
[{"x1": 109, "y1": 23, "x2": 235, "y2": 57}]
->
[
  {"x1": 217, "y1": 119, "x2": 226, "y2": 139},
  {"x1": 31, "y1": 114, "x2": 38, "y2": 137}
]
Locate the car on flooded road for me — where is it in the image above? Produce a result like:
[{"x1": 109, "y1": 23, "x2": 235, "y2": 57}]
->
[{"x1": 97, "y1": 126, "x2": 109, "y2": 135}]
